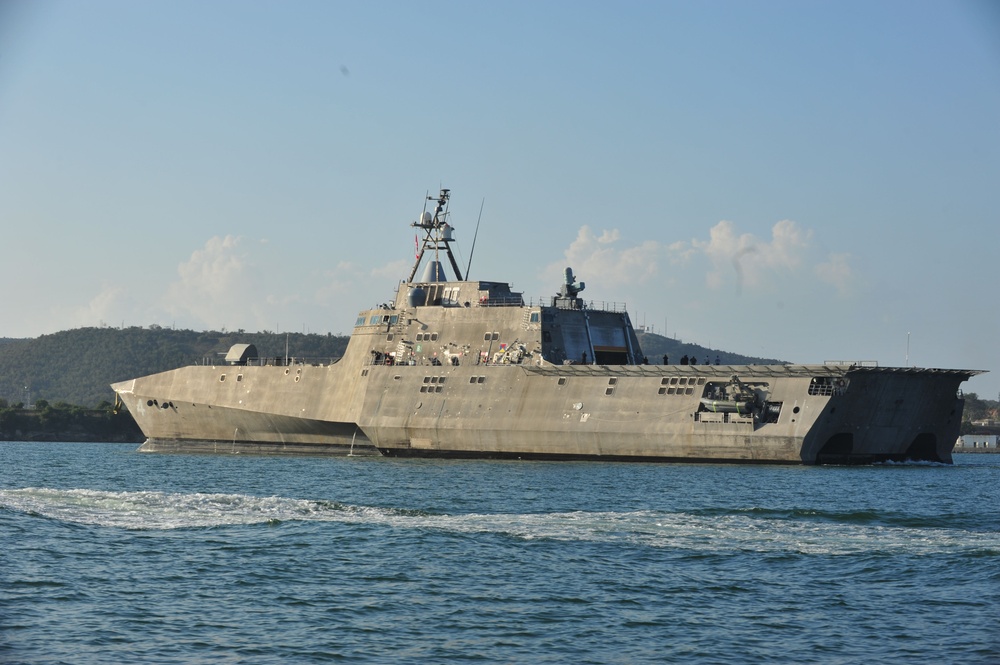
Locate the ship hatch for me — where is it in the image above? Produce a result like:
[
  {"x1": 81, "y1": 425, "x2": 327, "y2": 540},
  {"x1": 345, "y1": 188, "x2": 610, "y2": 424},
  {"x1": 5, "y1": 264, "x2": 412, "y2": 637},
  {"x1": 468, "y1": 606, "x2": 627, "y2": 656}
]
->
[{"x1": 593, "y1": 346, "x2": 628, "y2": 365}]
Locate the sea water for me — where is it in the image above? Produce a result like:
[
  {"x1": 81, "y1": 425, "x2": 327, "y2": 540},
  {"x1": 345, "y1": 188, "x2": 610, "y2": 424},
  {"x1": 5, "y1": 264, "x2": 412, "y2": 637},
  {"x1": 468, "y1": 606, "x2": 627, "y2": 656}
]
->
[{"x1": 2, "y1": 442, "x2": 997, "y2": 664}]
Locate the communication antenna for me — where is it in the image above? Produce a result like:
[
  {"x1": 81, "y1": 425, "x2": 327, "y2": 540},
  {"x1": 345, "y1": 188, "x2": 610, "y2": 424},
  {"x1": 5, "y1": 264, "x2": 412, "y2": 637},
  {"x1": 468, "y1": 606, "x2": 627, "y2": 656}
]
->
[{"x1": 465, "y1": 198, "x2": 485, "y2": 280}]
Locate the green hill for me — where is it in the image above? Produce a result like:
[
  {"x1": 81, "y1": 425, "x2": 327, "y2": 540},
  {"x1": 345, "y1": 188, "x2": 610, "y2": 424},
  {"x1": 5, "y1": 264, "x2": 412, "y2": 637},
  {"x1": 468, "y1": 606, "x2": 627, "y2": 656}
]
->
[
  {"x1": 0, "y1": 327, "x2": 348, "y2": 408},
  {"x1": 634, "y1": 331, "x2": 783, "y2": 367}
]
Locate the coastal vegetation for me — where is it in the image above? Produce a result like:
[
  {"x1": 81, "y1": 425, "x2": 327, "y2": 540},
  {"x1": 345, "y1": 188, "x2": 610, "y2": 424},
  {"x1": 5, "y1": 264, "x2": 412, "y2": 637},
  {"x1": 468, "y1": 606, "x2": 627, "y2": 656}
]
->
[{"x1": 0, "y1": 398, "x2": 142, "y2": 442}]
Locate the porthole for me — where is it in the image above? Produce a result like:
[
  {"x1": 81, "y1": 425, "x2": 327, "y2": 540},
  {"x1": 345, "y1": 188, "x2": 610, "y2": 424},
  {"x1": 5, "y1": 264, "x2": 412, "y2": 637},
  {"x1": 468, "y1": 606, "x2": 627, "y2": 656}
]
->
[
  {"x1": 658, "y1": 387, "x2": 667, "y2": 395},
  {"x1": 220, "y1": 375, "x2": 226, "y2": 382}
]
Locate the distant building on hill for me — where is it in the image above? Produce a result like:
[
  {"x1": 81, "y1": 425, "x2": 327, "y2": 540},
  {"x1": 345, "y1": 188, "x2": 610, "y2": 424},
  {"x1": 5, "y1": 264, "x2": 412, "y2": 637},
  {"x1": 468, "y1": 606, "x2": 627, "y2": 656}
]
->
[{"x1": 955, "y1": 435, "x2": 999, "y2": 452}]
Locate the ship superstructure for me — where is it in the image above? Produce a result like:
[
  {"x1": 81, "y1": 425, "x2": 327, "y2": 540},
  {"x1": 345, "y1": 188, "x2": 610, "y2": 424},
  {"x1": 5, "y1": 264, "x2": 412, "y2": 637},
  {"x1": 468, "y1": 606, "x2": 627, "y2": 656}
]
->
[{"x1": 112, "y1": 189, "x2": 982, "y2": 463}]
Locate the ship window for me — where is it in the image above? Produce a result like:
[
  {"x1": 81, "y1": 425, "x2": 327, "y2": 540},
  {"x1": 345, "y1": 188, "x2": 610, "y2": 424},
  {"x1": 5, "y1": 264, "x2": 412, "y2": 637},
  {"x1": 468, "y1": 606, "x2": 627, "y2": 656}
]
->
[
  {"x1": 558, "y1": 377, "x2": 567, "y2": 386},
  {"x1": 660, "y1": 378, "x2": 669, "y2": 386},
  {"x1": 355, "y1": 316, "x2": 366, "y2": 326},
  {"x1": 389, "y1": 315, "x2": 399, "y2": 325},
  {"x1": 220, "y1": 374, "x2": 226, "y2": 382},
  {"x1": 439, "y1": 377, "x2": 446, "y2": 384},
  {"x1": 668, "y1": 387, "x2": 675, "y2": 395},
  {"x1": 420, "y1": 385, "x2": 427, "y2": 393},
  {"x1": 492, "y1": 332, "x2": 500, "y2": 340},
  {"x1": 679, "y1": 378, "x2": 687, "y2": 385},
  {"x1": 435, "y1": 386, "x2": 443, "y2": 393},
  {"x1": 423, "y1": 376, "x2": 431, "y2": 383},
  {"x1": 237, "y1": 374, "x2": 243, "y2": 382},
  {"x1": 477, "y1": 376, "x2": 485, "y2": 384},
  {"x1": 484, "y1": 333, "x2": 491, "y2": 341},
  {"x1": 698, "y1": 378, "x2": 706, "y2": 385},
  {"x1": 608, "y1": 378, "x2": 618, "y2": 386},
  {"x1": 369, "y1": 315, "x2": 380, "y2": 325},
  {"x1": 670, "y1": 377, "x2": 678, "y2": 385},
  {"x1": 529, "y1": 312, "x2": 540, "y2": 323},
  {"x1": 387, "y1": 334, "x2": 394, "y2": 342},
  {"x1": 431, "y1": 333, "x2": 438, "y2": 341},
  {"x1": 658, "y1": 387, "x2": 667, "y2": 395},
  {"x1": 469, "y1": 377, "x2": 477, "y2": 384},
  {"x1": 295, "y1": 376, "x2": 300, "y2": 382},
  {"x1": 431, "y1": 376, "x2": 439, "y2": 383},
  {"x1": 685, "y1": 387, "x2": 694, "y2": 395},
  {"x1": 605, "y1": 387, "x2": 615, "y2": 396}
]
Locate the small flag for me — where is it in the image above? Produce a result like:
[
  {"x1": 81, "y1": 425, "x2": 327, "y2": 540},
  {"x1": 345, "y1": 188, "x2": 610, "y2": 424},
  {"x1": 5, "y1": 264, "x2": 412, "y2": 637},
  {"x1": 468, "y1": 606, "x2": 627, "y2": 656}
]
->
[{"x1": 414, "y1": 234, "x2": 419, "y2": 259}]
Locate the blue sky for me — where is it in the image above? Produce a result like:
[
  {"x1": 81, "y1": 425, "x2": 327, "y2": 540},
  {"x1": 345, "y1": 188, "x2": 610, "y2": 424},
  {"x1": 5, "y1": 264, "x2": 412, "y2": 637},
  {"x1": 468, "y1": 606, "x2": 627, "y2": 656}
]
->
[{"x1": 2, "y1": 0, "x2": 998, "y2": 399}]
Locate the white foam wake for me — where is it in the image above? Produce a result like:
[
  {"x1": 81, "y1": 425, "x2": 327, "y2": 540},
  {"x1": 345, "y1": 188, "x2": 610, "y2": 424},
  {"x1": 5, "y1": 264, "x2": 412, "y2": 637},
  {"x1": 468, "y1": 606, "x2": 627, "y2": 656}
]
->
[{"x1": 2, "y1": 487, "x2": 997, "y2": 556}]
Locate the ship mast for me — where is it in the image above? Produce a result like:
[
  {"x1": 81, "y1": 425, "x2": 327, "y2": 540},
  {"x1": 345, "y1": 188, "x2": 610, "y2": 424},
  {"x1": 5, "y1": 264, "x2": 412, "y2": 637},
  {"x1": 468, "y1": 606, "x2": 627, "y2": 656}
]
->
[{"x1": 407, "y1": 188, "x2": 464, "y2": 283}]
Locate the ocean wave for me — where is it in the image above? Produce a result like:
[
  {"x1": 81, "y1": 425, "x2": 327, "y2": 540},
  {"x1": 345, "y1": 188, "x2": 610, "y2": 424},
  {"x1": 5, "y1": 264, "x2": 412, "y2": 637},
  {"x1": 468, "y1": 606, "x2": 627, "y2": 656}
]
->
[{"x1": 2, "y1": 487, "x2": 998, "y2": 556}]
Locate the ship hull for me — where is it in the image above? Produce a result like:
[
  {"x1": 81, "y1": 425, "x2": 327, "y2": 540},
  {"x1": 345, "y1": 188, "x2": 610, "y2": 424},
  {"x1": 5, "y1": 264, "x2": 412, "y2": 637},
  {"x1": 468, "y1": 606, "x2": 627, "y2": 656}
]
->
[{"x1": 114, "y1": 362, "x2": 969, "y2": 464}]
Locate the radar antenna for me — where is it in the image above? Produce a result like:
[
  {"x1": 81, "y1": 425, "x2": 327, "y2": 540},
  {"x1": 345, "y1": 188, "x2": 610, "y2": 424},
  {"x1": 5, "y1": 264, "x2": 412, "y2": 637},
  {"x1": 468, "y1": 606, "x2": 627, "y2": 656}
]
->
[{"x1": 407, "y1": 188, "x2": 464, "y2": 283}]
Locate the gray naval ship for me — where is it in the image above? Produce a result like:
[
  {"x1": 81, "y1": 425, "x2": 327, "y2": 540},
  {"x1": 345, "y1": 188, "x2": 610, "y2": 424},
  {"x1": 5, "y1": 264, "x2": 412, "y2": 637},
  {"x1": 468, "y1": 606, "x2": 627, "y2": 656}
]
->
[{"x1": 113, "y1": 189, "x2": 982, "y2": 464}]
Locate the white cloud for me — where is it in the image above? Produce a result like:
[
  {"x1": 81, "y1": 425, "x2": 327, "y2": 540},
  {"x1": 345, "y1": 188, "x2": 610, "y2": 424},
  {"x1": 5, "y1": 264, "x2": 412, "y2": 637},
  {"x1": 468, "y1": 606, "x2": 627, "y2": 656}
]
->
[
  {"x1": 815, "y1": 251, "x2": 854, "y2": 296},
  {"x1": 544, "y1": 225, "x2": 662, "y2": 289},
  {"x1": 547, "y1": 219, "x2": 850, "y2": 306},
  {"x1": 160, "y1": 235, "x2": 261, "y2": 329},
  {"x1": 70, "y1": 282, "x2": 132, "y2": 329},
  {"x1": 674, "y1": 219, "x2": 812, "y2": 294}
]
